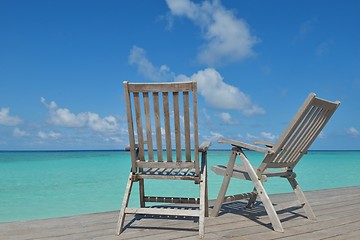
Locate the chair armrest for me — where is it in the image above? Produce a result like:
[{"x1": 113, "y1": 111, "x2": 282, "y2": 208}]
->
[
  {"x1": 199, "y1": 141, "x2": 211, "y2": 152},
  {"x1": 253, "y1": 140, "x2": 274, "y2": 148},
  {"x1": 218, "y1": 138, "x2": 274, "y2": 154}
]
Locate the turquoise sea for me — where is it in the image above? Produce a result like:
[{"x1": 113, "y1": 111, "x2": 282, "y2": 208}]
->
[{"x1": 1, "y1": 150, "x2": 360, "y2": 223}]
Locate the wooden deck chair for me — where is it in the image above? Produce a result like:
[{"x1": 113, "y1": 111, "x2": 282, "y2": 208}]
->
[
  {"x1": 116, "y1": 81, "x2": 211, "y2": 238},
  {"x1": 211, "y1": 93, "x2": 340, "y2": 232}
]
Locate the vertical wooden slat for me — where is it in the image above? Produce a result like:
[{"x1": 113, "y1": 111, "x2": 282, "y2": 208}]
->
[
  {"x1": 133, "y1": 92, "x2": 145, "y2": 161},
  {"x1": 143, "y1": 92, "x2": 154, "y2": 161},
  {"x1": 163, "y1": 92, "x2": 172, "y2": 162},
  {"x1": 288, "y1": 108, "x2": 328, "y2": 168},
  {"x1": 300, "y1": 109, "x2": 332, "y2": 154},
  {"x1": 280, "y1": 107, "x2": 319, "y2": 163},
  {"x1": 192, "y1": 81, "x2": 199, "y2": 174},
  {"x1": 183, "y1": 91, "x2": 191, "y2": 162},
  {"x1": 277, "y1": 106, "x2": 317, "y2": 163},
  {"x1": 123, "y1": 82, "x2": 137, "y2": 173},
  {"x1": 283, "y1": 108, "x2": 319, "y2": 164},
  {"x1": 173, "y1": 92, "x2": 182, "y2": 162},
  {"x1": 153, "y1": 92, "x2": 163, "y2": 162},
  {"x1": 272, "y1": 93, "x2": 316, "y2": 157},
  {"x1": 297, "y1": 108, "x2": 328, "y2": 156}
]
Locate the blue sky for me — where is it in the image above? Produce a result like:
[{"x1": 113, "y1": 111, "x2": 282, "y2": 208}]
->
[{"x1": 1, "y1": 0, "x2": 359, "y2": 150}]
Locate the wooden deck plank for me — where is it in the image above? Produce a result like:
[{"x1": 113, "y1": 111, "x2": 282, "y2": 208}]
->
[{"x1": 1, "y1": 186, "x2": 360, "y2": 240}]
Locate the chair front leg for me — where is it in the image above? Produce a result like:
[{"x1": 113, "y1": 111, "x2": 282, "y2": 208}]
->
[
  {"x1": 199, "y1": 162, "x2": 207, "y2": 238},
  {"x1": 238, "y1": 151, "x2": 284, "y2": 232},
  {"x1": 116, "y1": 172, "x2": 134, "y2": 235},
  {"x1": 139, "y1": 178, "x2": 145, "y2": 208},
  {"x1": 201, "y1": 151, "x2": 209, "y2": 217}
]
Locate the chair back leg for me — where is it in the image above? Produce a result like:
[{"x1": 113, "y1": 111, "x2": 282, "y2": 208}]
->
[
  {"x1": 287, "y1": 177, "x2": 317, "y2": 220},
  {"x1": 210, "y1": 150, "x2": 237, "y2": 217},
  {"x1": 246, "y1": 187, "x2": 258, "y2": 208}
]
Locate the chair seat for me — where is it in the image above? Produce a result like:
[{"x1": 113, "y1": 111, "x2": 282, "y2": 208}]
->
[
  {"x1": 137, "y1": 167, "x2": 199, "y2": 180},
  {"x1": 212, "y1": 164, "x2": 289, "y2": 181}
]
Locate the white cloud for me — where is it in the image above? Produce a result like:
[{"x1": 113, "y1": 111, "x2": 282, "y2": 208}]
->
[
  {"x1": 166, "y1": 0, "x2": 258, "y2": 66},
  {"x1": 41, "y1": 98, "x2": 119, "y2": 132},
  {"x1": 13, "y1": 128, "x2": 28, "y2": 137},
  {"x1": 38, "y1": 131, "x2": 61, "y2": 140},
  {"x1": 203, "y1": 131, "x2": 224, "y2": 141},
  {"x1": 41, "y1": 97, "x2": 87, "y2": 127},
  {"x1": 105, "y1": 136, "x2": 122, "y2": 143},
  {"x1": 260, "y1": 131, "x2": 277, "y2": 141},
  {"x1": 129, "y1": 46, "x2": 173, "y2": 81},
  {"x1": 88, "y1": 113, "x2": 118, "y2": 132},
  {"x1": 0, "y1": 108, "x2": 22, "y2": 126},
  {"x1": 218, "y1": 112, "x2": 239, "y2": 125},
  {"x1": 128, "y1": 47, "x2": 265, "y2": 116},
  {"x1": 318, "y1": 131, "x2": 326, "y2": 139},
  {"x1": 242, "y1": 105, "x2": 266, "y2": 116},
  {"x1": 176, "y1": 68, "x2": 265, "y2": 115},
  {"x1": 245, "y1": 132, "x2": 277, "y2": 142},
  {"x1": 346, "y1": 127, "x2": 359, "y2": 137},
  {"x1": 246, "y1": 133, "x2": 257, "y2": 140}
]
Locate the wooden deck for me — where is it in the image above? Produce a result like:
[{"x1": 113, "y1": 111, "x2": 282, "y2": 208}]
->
[{"x1": 1, "y1": 186, "x2": 360, "y2": 240}]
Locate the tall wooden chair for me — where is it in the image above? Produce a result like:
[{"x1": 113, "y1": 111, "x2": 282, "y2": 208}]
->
[
  {"x1": 211, "y1": 93, "x2": 340, "y2": 232},
  {"x1": 116, "y1": 81, "x2": 210, "y2": 238}
]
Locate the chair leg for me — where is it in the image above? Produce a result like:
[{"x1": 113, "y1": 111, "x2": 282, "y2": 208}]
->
[
  {"x1": 139, "y1": 179, "x2": 145, "y2": 208},
  {"x1": 238, "y1": 151, "x2": 284, "y2": 233},
  {"x1": 288, "y1": 177, "x2": 316, "y2": 221},
  {"x1": 246, "y1": 187, "x2": 258, "y2": 208},
  {"x1": 211, "y1": 150, "x2": 237, "y2": 217},
  {"x1": 116, "y1": 172, "x2": 134, "y2": 235},
  {"x1": 199, "y1": 167, "x2": 207, "y2": 238},
  {"x1": 205, "y1": 164, "x2": 209, "y2": 218}
]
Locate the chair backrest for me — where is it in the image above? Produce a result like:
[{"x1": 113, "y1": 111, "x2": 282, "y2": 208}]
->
[
  {"x1": 123, "y1": 81, "x2": 200, "y2": 175},
  {"x1": 261, "y1": 93, "x2": 340, "y2": 170}
]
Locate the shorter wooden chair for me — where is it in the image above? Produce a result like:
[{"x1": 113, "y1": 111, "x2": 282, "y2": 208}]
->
[
  {"x1": 116, "y1": 81, "x2": 210, "y2": 238},
  {"x1": 211, "y1": 93, "x2": 340, "y2": 232}
]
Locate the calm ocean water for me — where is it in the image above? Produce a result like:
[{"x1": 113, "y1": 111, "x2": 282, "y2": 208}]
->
[{"x1": 0, "y1": 150, "x2": 359, "y2": 223}]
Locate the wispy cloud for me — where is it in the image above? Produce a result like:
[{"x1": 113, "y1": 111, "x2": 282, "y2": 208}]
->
[
  {"x1": 217, "y1": 112, "x2": 239, "y2": 125},
  {"x1": 166, "y1": 0, "x2": 258, "y2": 66},
  {"x1": 0, "y1": 107, "x2": 22, "y2": 126},
  {"x1": 13, "y1": 128, "x2": 28, "y2": 137},
  {"x1": 260, "y1": 131, "x2": 277, "y2": 141},
  {"x1": 129, "y1": 46, "x2": 174, "y2": 81},
  {"x1": 346, "y1": 127, "x2": 359, "y2": 137},
  {"x1": 245, "y1": 131, "x2": 277, "y2": 142},
  {"x1": 176, "y1": 68, "x2": 266, "y2": 116},
  {"x1": 38, "y1": 130, "x2": 61, "y2": 140},
  {"x1": 202, "y1": 131, "x2": 224, "y2": 142},
  {"x1": 41, "y1": 98, "x2": 118, "y2": 133},
  {"x1": 293, "y1": 18, "x2": 318, "y2": 43},
  {"x1": 316, "y1": 39, "x2": 334, "y2": 56}
]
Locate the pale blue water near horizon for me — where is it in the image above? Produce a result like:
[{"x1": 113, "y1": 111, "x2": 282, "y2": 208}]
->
[{"x1": 1, "y1": 150, "x2": 360, "y2": 223}]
